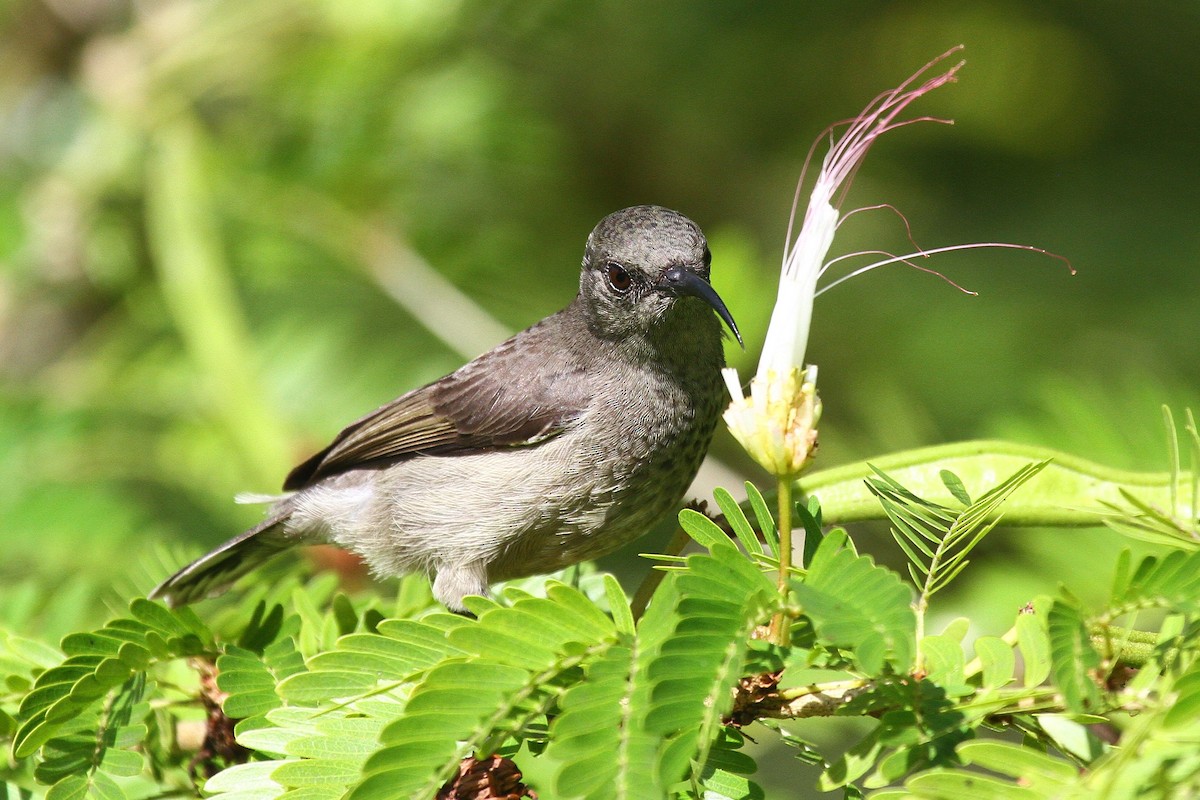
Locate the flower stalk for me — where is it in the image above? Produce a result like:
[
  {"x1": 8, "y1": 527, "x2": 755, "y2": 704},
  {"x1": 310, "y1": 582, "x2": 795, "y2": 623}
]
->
[
  {"x1": 770, "y1": 474, "x2": 795, "y2": 644},
  {"x1": 724, "y1": 47, "x2": 1071, "y2": 648},
  {"x1": 724, "y1": 48, "x2": 969, "y2": 647}
]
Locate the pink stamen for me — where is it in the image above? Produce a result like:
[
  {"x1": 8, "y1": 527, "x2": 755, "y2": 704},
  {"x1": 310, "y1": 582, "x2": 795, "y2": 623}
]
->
[
  {"x1": 837, "y1": 203, "x2": 926, "y2": 254},
  {"x1": 819, "y1": 249, "x2": 978, "y2": 296},
  {"x1": 761, "y1": 45, "x2": 1073, "y2": 382},
  {"x1": 816, "y1": 242, "x2": 1074, "y2": 298},
  {"x1": 784, "y1": 45, "x2": 966, "y2": 265}
]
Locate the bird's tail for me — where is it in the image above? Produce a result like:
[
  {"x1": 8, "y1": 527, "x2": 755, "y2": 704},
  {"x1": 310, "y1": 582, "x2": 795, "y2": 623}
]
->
[{"x1": 150, "y1": 511, "x2": 294, "y2": 607}]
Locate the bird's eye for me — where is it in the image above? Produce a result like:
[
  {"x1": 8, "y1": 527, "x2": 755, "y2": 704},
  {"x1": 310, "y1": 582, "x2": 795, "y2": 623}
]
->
[{"x1": 606, "y1": 262, "x2": 632, "y2": 293}]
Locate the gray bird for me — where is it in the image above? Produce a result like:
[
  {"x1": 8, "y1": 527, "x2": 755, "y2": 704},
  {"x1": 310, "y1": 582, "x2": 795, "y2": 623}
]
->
[{"x1": 152, "y1": 205, "x2": 741, "y2": 611}]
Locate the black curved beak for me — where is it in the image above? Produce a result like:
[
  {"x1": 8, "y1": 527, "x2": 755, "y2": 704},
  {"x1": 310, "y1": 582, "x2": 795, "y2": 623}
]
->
[{"x1": 657, "y1": 266, "x2": 744, "y2": 349}]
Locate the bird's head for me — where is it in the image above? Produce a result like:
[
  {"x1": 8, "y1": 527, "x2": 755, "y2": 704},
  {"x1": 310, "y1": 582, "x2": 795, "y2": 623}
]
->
[{"x1": 578, "y1": 205, "x2": 742, "y2": 347}]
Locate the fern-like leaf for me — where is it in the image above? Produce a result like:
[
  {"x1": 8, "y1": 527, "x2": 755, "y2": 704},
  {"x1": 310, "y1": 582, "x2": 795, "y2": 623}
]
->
[
  {"x1": 13, "y1": 600, "x2": 213, "y2": 760},
  {"x1": 1100, "y1": 406, "x2": 1200, "y2": 549},
  {"x1": 645, "y1": 541, "x2": 777, "y2": 788},
  {"x1": 219, "y1": 638, "x2": 305, "y2": 721},
  {"x1": 549, "y1": 563, "x2": 691, "y2": 799},
  {"x1": 869, "y1": 461, "x2": 1049, "y2": 601},
  {"x1": 792, "y1": 530, "x2": 916, "y2": 675},
  {"x1": 1047, "y1": 600, "x2": 1103, "y2": 714},
  {"x1": 549, "y1": 642, "x2": 659, "y2": 799},
  {"x1": 345, "y1": 582, "x2": 617, "y2": 799},
  {"x1": 1108, "y1": 549, "x2": 1200, "y2": 618}
]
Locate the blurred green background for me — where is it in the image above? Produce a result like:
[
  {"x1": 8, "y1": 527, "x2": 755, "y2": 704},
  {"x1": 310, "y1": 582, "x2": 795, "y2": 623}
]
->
[{"x1": 0, "y1": 0, "x2": 1196, "y2": 765}]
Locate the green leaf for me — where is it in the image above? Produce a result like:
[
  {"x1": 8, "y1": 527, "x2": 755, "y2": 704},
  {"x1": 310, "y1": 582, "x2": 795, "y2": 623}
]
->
[
  {"x1": 278, "y1": 790, "x2": 343, "y2": 800},
  {"x1": 793, "y1": 531, "x2": 916, "y2": 674},
  {"x1": 939, "y1": 470, "x2": 971, "y2": 505},
  {"x1": 1164, "y1": 668, "x2": 1200, "y2": 729},
  {"x1": 280, "y1": 670, "x2": 382, "y2": 705},
  {"x1": 958, "y1": 740, "x2": 1076, "y2": 785},
  {"x1": 603, "y1": 574, "x2": 635, "y2": 637},
  {"x1": 345, "y1": 585, "x2": 619, "y2": 798},
  {"x1": 1116, "y1": 550, "x2": 1200, "y2": 615},
  {"x1": 940, "y1": 618, "x2": 970, "y2": 643},
  {"x1": 5, "y1": 634, "x2": 64, "y2": 669},
  {"x1": 116, "y1": 642, "x2": 151, "y2": 671},
  {"x1": 273, "y1": 759, "x2": 362, "y2": 787},
  {"x1": 204, "y1": 760, "x2": 288, "y2": 798},
  {"x1": 1035, "y1": 714, "x2": 1107, "y2": 763},
  {"x1": 713, "y1": 487, "x2": 764, "y2": 557},
  {"x1": 697, "y1": 766, "x2": 764, "y2": 800},
  {"x1": 238, "y1": 725, "x2": 306, "y2": 757},
  {"x1": 870, "y1": 461, "x2": 1048, "y2": 602},
  {"x1": 60, "y1": 633, "x2": 123, "y2": 658},
  {"x1": 286, "y1": 726, "x2": 384, "y2": 761},
  {"x1": 819, "y1": 729, "x2": 883, "y2": 791},
  {"x1": 972, "y1": 636, "x2": 1015, "y2": 690},
  {"x1": 1109, "y1": 549, "x2": 1132, "y2": 607},
  {"x1": 795, "y1": 498, "x2": 825, "y2": 569},
  {"x1": 920, "y1": 636, "x2": 964, "y2": 688},
  {"x1": 644, "y1": 543, "x2": 776, "y2": 786},
  {"x1": 745, "y1": 482, "x2": 779, "y2": 557},
  {"x1": 45, "y1": 776, "x2": 88, "y2": 800},
  {"x1": 549, "y1": 643, "x2": 660, "y2": 800},
  {"x1": 1047, "y1": 601, "x2": 1103, "y2": 713},
  {"x1": 0, "y1": 709, "x2": 15, "y2": 738},
  {"x1": 99, "y1": 747, "x2": 145, "y2": 778},
  {"x1": 1016, "y1": 606, "x2": 1051, "y2": 688},
  {"x1": 15, "y1": 649, "x2": 151, "y2": 761},
  {"x1": 128, "y1": 599, "x2": 193, "y2": 640},
  {"x1": 679, "y1": 508, "x2": 727, "y2": 550},
  {"x1": 29, "y1": 678, "x2": 149, "y2": 787},
  {"x1": 903, "y1": 769, "x2": 1038, "y2": 798}
]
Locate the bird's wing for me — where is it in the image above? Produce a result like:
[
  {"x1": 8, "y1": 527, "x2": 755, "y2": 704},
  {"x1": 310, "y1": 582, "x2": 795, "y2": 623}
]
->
[{"x1": 282, "y1": 330, "x2": 591, "y2": 490}]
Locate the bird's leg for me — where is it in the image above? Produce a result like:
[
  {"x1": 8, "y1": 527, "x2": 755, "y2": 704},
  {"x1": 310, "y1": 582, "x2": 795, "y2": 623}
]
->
[{"x1": 432, "y1": 560, "x2": 490, "y2": 614}]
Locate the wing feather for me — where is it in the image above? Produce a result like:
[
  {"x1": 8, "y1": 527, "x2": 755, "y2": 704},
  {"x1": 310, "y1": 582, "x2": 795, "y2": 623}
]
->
[{"x1": 283, "y1": 319, "x2": 590, "y2": 490}]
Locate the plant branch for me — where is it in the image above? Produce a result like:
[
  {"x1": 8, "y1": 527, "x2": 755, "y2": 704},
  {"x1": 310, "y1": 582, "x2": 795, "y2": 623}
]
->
[
  {"x1": 770, "y1": 476, "x2": 794, "y2": 646},
  {"x1": 795, "y1": 440, "x2": 1195, "y2": 527}
]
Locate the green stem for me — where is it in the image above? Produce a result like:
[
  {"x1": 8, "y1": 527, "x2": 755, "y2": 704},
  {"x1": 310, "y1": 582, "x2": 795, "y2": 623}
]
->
[
  {"x1": 914, "y1": 596, "x2": 927, "y2": 674},
  {"x1": 1091, "y1": 623, "x2": 1160, "y2": 668},
  {"x1": 793, "y1": 439, "x2": 1195, "y2": 528},
  {"x1": 771, "y1": 476, "x2": 794, "y2": 646}
]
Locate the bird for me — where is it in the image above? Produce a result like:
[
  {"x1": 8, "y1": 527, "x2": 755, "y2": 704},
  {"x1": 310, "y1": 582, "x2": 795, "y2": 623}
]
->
[{"x1": 152, "y1": 205, "x2": 741, "y2": 612}]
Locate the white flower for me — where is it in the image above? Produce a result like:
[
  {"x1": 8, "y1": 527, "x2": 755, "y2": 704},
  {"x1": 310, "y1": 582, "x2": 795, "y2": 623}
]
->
[
  {"x1": 724, "y1": 47, "x2": 1071, "y2": 479},
  {"x1": 723, "y1": 48, "x2": 965, "y2": 478}
]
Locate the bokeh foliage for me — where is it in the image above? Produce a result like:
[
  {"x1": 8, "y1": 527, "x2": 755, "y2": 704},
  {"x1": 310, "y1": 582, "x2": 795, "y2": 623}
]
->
[{"x1": 0, "y1": 2, "x2": 1197, "y2": 795}]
